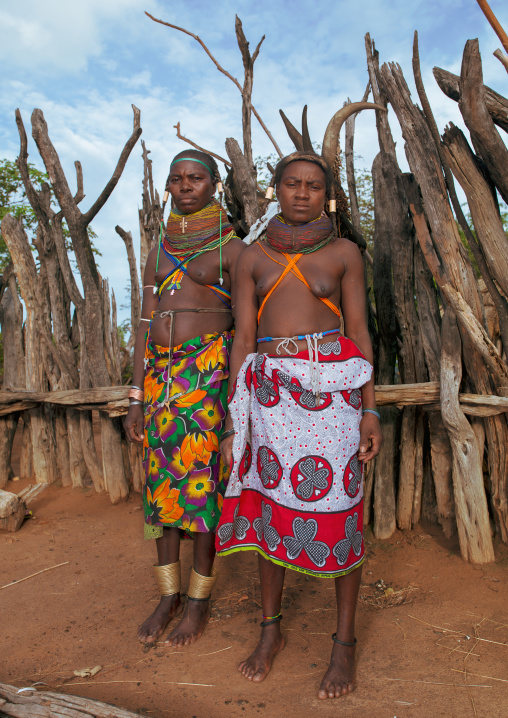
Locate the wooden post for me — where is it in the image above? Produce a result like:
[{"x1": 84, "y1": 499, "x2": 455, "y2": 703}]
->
[
  {"x1": 408, "y1": 181, "x2": 455, "y2": 536},
  {"x1": 29, "y1": 106, "x2": 141, "y2": 502},
  {"x1": 371, "y1": 152, "x2": 398, "y2": 539},
  {"x1": 380, "y1": 58, "x2": 508, "y2": 544},
  {"x1": 0, "y1": 270, "x2": 25, "y2": 487},
  {"x1": 440, "y1": 309, "x2": 495, "y2": 563},
  {"x1": 1, "y1": 215, "x2": 57, "y2": 484},
  {"x1": 459, "y1": 39, "x2": 508, "y2": 205},
  {"x1": 432, "y1": 65, "x2": 508, "y2": 133},
  {"x1": 365, "y1": 36, "x2": 400, "y2": 539},
  {"x1": 442, "y1": 124, "x2": 508, "y2": 301},
  {"x1": 0, "y1": 681, "x2": 146, "y2": 717}
]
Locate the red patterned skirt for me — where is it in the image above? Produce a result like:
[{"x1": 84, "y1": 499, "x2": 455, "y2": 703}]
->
[{"x1": 216, "y1": 337, "x2": 373, "y2": 578}]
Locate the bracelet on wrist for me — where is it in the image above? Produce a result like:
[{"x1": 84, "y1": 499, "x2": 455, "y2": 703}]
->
[
  {"x1": 129, "y1": 400, "x2": 143, "y2": 406},
  {"x1": 128, "y1": 387, "x2": 144, "y2": 401},
  {"x1": 363, "y1": 408, "x2": 380, "y2": 419},
  {"x1": 130, "y1": 385, "x2": 143, "y2": 391},
  {"x1": 220, "y1": 428, "x2": 236, "y2": 442}
]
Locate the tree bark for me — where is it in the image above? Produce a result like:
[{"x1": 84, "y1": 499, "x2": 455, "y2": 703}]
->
[
  {"x1": 366, "y1": 36, "x2": 400, "y2": 539},
  {"x1": 432, "y1": 65, "x2": 508, "y2": 133},
  {"x1": 115, "y1": 224, "x2": 141, "y2": 366},
  {"x1": 371, "y1": 155, "x2": 398, "y2": 539},
  {"x1": 128, "y1": 442, "x2": 144, "y2": 493},
  {"x1": 80, "y1": 411, "x2": 104, "y2": 492},
  {"x1": 225, "y1": 137, "x2": 260, "y2": 230},
  {"x1": 234, "y1": 15, "x2": 264, "y2": 171},
  {"x1": 0, "y1": 271, "x2": 25, "y2": 486},
  {"x1": 378, "y1": 158, "x2": 426, "y2": 532},
  {"x1": 458, "y1": 39, "x2": 508, "y2": 205},
  {"x1": 0, "y1": 416, "x2": 17, "y2": 487},
  {"x1": 412, "y1": 201, "x2": 454, "y2": 536},
  {"x1": 442, "y1": 124, "x2": 508, "y2": 301},
  {"x1": 412, "y1": 34, "x2": 508, "y2": 358},
  {"x1": 0, "y1": 681, "x2": 145, "y2": 718},
  {"x1": 411, "y1": 410, "x2": 426, "y2": 525},
  {"x1": 29, "y1": 107, "x2": 140, "y2": 502},
  {"x1": 138, "y1": 140, "x2": 162, "y2": 280},
  {"x1": 1, "y1": 215, "x2": 56, "y2": 484},
  {"x1": 380, "y1": 60, "x2": 508, "y2": 545},
  {"x1": 440, "y1": 309, "x2": 495, "y2": 563}
]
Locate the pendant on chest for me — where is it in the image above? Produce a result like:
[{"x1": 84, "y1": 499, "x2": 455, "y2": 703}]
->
[{"x1": 167, "y1": 269, "x2": 184, "y2": 295}]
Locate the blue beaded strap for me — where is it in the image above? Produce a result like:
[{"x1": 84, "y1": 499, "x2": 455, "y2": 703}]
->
[
  {"x1": 363, "y1": 408, "x2": 380, "y2": 419},
  {"x1": 257, "y1": 327, "x2": 340, "y2": 343}
]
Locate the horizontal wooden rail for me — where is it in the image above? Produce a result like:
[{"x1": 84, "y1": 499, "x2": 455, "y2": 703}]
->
[{"x1": 0, "y1": 383, "x2": 507, "y2": 417}]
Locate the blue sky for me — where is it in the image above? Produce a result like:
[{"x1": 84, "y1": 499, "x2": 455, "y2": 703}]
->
[{"x1": 1, "y1": 0, "x2": 507, "y2": 322}]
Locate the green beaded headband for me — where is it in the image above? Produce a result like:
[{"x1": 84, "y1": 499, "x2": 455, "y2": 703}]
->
[{"x1": 170, "y1": 158, "x2": 214, "y2": 177}]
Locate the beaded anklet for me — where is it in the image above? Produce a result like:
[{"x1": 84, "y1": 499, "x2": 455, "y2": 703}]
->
[{"x1": 260, "y1": 613, "x2": 283, "y2": 627}]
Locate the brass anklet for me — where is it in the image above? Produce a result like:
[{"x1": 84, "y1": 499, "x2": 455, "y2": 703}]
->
[
  {"x1": 187, "y1": 566, "x2": 218, "y2": 601},
  {"x1": 153, "y1": 561, "x2": 181, "y2": 597}
]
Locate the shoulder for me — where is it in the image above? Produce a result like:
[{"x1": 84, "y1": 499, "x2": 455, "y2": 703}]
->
[
  {"x1": 329, "y1": 236, "x2": 363, "y2": 270},
  {"x1": 147, "y1": 245, "x2": 159, "y2": 262},
  {"x1": 236, "y1": 241, "x2": 262, "y2": 271},
  {"x1": 224, "y1": 235, "x2": 246, "y2": 256}
]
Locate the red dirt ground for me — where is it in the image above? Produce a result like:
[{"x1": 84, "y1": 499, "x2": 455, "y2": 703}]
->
[{"x1": 1, "y1": 477, "x2": 508, "y2": 718}]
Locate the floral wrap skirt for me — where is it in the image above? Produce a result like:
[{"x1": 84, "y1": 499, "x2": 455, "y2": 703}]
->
[{"x1": 142, "y1": 330, "x2": 232, "y2": 538}]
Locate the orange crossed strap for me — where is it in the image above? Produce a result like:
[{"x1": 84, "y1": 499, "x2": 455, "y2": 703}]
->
[{"x1": 257, "y1": 244, "x2": 341, "y2": 323}]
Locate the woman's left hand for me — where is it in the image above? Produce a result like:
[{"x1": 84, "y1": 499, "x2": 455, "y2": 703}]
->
[{"x1": 358, "y1": 413, "x2": 383, "y2": 462}]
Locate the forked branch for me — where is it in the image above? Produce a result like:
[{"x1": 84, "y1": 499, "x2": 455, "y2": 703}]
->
[
  {"x1": 174, "y1": 122, "x2": 231, "y2": 167},
  {"x1": 83, "y1": 105, "x2": 141, "y2": 225},
  {"x1": 235, "y1": 15, "x2": 264, "y2": 167},
  {"x1": 74, "y1": 161, "x2": 85, "y2": 204},
  {"x1": 145, "y1": 12, "x2": 283, "y2": 157}
]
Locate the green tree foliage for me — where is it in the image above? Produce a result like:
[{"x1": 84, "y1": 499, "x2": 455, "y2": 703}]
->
[
  {"x1": 0, "y1": 158, "x2": 49, "y2": 271},
  {"x1": 0, "y1": 158, "x2": 100, "y2": 273}
]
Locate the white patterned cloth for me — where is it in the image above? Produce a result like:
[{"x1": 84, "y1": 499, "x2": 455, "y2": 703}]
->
[{"x1": 216, "y1": 337, "x2": 372, "y2": 577}]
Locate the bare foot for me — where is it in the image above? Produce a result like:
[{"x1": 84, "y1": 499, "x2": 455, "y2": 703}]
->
[
  {"x1": 165, "y1": 598, "x2": 210, "y2": 647},
  {"x1": 317, "y1": 639, "x2": 356, "y2": 699},
  {"x1": 238, "y1": 624, "x2": 286, "y2": 682},
  {"x1": 137, "y1": 594, "x2": 181, "y2": 644}
]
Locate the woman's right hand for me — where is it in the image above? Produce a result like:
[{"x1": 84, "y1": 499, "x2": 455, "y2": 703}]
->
[
  {"x1": 124, "y1": 404, "x2": 144, "y2": 443},
  {"x1": 220, "y1": 435, "x2": 234, "y2": 470}
]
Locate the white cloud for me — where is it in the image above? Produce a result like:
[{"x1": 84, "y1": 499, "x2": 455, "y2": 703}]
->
[
  {"x1": 0, "y1": 0, "x2": 155, "y2": 74},
  {"x1": 1, "y1": 0, "x2": 507, "y2": 324}
]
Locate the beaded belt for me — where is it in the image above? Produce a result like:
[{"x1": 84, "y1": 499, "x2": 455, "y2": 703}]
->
[{"x1": 257, "y1": 328, "x2": 341, "y2": 403}]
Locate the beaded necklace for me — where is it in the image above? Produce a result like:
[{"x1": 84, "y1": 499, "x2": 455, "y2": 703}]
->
[
  {"x1": 265, "y1": 213, "x2": 334, "y2": 255},
  {"x1": 155, "y1": 199, "x2": 235, "y2": 291}
]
